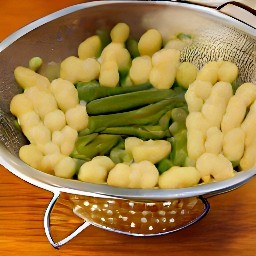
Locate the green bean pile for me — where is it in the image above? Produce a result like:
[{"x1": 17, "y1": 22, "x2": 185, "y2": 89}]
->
[{"x1": 72, "y1": 80, "x2": 187, "y2": 164}]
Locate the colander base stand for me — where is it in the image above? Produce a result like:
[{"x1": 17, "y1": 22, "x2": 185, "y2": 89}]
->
[
  {"x1": 44, "y1": 192, "x2": 91, "y2": 249},
  {"x1": 43, "y1": 192, "x2": 210, "y2": 248}
]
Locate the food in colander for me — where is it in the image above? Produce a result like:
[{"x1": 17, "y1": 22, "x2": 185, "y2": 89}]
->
[{"x1": 9, "y1": 22, "x2": 256, "y2": 189}]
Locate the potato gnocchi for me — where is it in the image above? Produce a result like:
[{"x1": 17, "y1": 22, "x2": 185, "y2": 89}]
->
[{"x1": 9, "y1": 22, "x2": 256, "y2": 189}]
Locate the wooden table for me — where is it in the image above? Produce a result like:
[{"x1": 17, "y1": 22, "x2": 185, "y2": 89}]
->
[{"x1": 1, "y1": 1, "x2": 256, "y2": 255}]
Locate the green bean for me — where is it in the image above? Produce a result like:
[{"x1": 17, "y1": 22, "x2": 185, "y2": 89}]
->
[
  {"x1": 109, "y1": 140, "x2": 133, "y2": 164},
  {"x1": 157, "y1": 158, "x2": 173, "y2": 174},
  {"x1": 159, "y1": 110, "x2": 173, "y2": 130},
  {"x1": 86, "y1": 89, "x2": 176, "y2": 115},
  {"x1": 174, "y1": 130, "x2": 187, "y2": 149},
  {"x1": 126, "y1": 39, "x2": 140, "y2": 58},
  {"x1": 29, "y1": 57, "x2": 43, "y2": 71},
  {"x1": 170, "y1": 129, "x2": 188, "y2": 166},
  {"x1": 171, "y1": 107, "x2": 188, "y2": 123},
  {"x1": 96, "y1": 28, "x2": 111, "y2": 52},
  {"x1": 87, "y1": 91, "x2": 185, "y2": 133},
  {"x1": 169, "y1": 121, "x2": 186, "y2": 136},
  {"x1": 102, "y1": 125, "x2": 170, "y2": 140},
  {"x1": 78, "y1": 128, "x2": 92, "y2": 136},
  {"x1": 173, "y1": 149, "x2": 187, "y2": 166},
  {"x1": 71, "y1": 134, "x2": 121, "y2": 161},
  {"x1": 231, "y1": 79, "x2": 240, "y2": 94},
  {"x1": 77, "y1": 81, "x2": 152, "y2": 103},
  {"x1": 74, "y1": 158, "x2": 86, "y2": 174},
  {"x1": 110, "y1": 149, "x2": 133, "y2": 164},
  {"x1": 75, "y1": 133, "x2": 99, "y2": 153},
  {"x1": 120, "y1": 74, "x2": 133, "y2": 87}
]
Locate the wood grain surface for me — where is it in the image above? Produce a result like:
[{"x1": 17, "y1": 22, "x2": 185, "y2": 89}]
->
[{"x1": 1, "y1": 1, "x2": 256, "y2": 255}]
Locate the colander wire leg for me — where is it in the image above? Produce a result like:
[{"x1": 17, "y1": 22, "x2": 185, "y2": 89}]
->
[{"x1": 43, "y1": 191, "x2": 91, "y2": 248}]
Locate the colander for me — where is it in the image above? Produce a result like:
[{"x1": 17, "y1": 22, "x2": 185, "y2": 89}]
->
[{"x1": 0, "y1": 0, "x2": 255, "y2": 248}]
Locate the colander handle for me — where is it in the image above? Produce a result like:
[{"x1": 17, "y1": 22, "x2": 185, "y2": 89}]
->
[
  {"x1": 43, "y1": 191, "x2": 91, "y2": 249},
  {"x1": 217, "y1": 1, "x2": 256, "y2": 28},
  {"x1": 174, "y1": 1, "x2": 255, "y2": 28}
]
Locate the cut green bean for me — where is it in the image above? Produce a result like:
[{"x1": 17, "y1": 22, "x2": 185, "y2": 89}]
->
[
  {"x1": 110, "y1": 140, "x2": 133, "y2": 164},
  {"x1": 74, "y1": 158, "x2": 86, "y2": 174},
  {"x1": 96, "y1": 28, "x2": 111, "y2": 51},
  {"x1": 29, "y1": 57, "x2": 43, "y2": 71},
  {"x1": 174, "y1": 130, "x2": 187, "y2": 149},
  {"x1": 171, "y1": 107, "x2": 188, "y2": 123},
  {"x1": 173, "y1": 149, "x2": 187, "y2": 166},
  {"x1": 71, "y1": 134, "x2": 121, "y2": 161},
  {"x1": 170, "y1": 129, "x2": 188, "y2": 166},
  {"x1": 126, "y1": 39, "x2": 140, "y2": 58},
  {"x1": 231, "y1": 79, "x2": 240, "y2": 94},
  {"x1": 86, "y1": 89, "x2": 176, "y2": 115},
  {"x1": 157, "y1": 158, "x2": 173, "y2": 174},
  {"x1": 77, "y1": 81, "x2": 152, "y2": 103},
  {"x1": 159, "y1": 110, "x2": 173, "y2": 130},
  {"x1": 75, "y1": 133, "x2": 99, "y2": 153},
  {"x1": 102, "y1": 125, "x2": 170, "y2": 140},
  {"x1": 169, "y1": 121, "x2": 186, "y2": 136}
]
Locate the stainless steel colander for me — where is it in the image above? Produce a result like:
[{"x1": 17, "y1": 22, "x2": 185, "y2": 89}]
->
[{"x1": 0, "y1": 0, "x2": 255, "y2": 248}]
